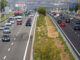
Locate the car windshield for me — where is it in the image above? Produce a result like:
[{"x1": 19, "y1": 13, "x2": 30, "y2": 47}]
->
[
  {"x1": 3, "y1": 35, "x2": 9, "y2": 37},
  {"x1": 4, "y1": 28, "x2": 9, "y2": 30},
  {"x1": 17, "y1": 18, "x2": 22, "y2": 19}
]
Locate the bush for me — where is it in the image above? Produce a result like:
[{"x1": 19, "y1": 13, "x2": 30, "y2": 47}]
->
[{"x1": 38, "y1": 7, "x2": 46, "y2": 16}]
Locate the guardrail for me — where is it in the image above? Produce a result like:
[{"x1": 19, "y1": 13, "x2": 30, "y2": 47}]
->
[{"x1": 48, "y1": 14, "x2": 79, "y2": 60}]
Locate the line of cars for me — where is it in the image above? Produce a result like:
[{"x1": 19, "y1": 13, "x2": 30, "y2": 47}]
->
[
  {"x1": 56, "y1": 14, "x2": 71, "y2": 27},
  {"x1": 0, "y1": 13, "x2": 33, "y2": 42},
  {"x1": 0, "y1": 17, "x2": 14, "y2": 42},
  {"x1": 49, "y1": 12, "x2": 80, "y2": 30}
]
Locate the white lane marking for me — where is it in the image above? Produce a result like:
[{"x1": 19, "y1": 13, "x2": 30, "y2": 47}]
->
[
  {"x1": 23, "y1": 13, "x2": 37, "y2": 60},
  {"x1": 3, "y1": 56, "x2": 6, "y2": 60},
  {"x1": 0, "y1": 38, "x2": 1, "y2": 41},
  {"x1": 11, "y1": 42, "x2": 14, "y2": 46},
  {"x1": 14, "y1": 38, "x2": 16, "y2": 40},
  {"x1": 8, "y1": 48, "x2": 11, "y2": 51}
]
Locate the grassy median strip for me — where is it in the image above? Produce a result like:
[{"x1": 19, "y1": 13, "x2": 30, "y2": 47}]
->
[
  {"x1": 33, "y1": 15, "x2": 74, "y2": 60},
  {"x1": 0, "y1": 12, "x2": 13, "y2": 22}
]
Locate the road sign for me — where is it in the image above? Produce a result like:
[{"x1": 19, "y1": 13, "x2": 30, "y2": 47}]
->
[
  {"x1": 71, "y1": 4, "x2": 75, "y2": 8},
  {"x1": 15, "y1": 4, "x2": 25, "y2": 7}
]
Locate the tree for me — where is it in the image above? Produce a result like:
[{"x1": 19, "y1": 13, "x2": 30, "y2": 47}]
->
[
  {"x1": 38, "y1": 7, "x2": 46, "y2": 16},
  {"x1": 0, "y1": 0, "x2": 8, "y2": 12}
]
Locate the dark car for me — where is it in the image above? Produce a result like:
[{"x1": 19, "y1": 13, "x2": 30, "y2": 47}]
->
[
  {"x1": 57, "y1": 20, "x2": 62, "y2": 24},
  {"x1": 65, "y1": 19, "x2": 70, "y2": 23},
  {"x1": 26, "y1": 20, "x2": 31, "y2": 26},
  {"x1": 76, "y1": 21, "x2": 80, "y2": 24},
  {"x1": 2, "y1": 34, "x2": 10, "y2": 42},
  {"x1": 74, "y1": 25, "x2": 80, "y2": 30},
  {"x1": 28, "y1": 18, "x2": 32, "y2": 21}
]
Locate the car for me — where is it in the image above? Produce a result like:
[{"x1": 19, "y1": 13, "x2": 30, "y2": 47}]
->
[
  {"x1": 29, "y1": 14, "x2": 34, "y2": 17},
  {"x1": 5, "y1": 22, "x2": 12, "y2": 26},
  {"x1": 2, "y1": 34, "x2": 10, "y2": 42},
  {"x1": 74, "y1": 25, "x2": 80, "y2": 30},
  {"x1": 65, "y1": 19, "x2": 70, "y2": 23},
  {"x1": 0, "y1": 26, "x2": 5, "y2": 30},
  {"x1": 16, "y1": 16, "x2": 23, "y2": 20},
  {"x1": 57, "y1": 20, "x2": 62, "y2": 24},
  {"x1": 3, "y1": 27, "x2": 11, "y2": 33},
  {"x1": 26, "y1": 20, "x2": 31, "y2": 26},
  {"x1": 17, "y1": 21, "x2": 22, "y2": 25},
  {"x1": 60, "y1": 23, "x2": 66, "y2": 27},
  {"x1": 8, "y1": 18, "x2": 14, "y2": 23},
  {"x1": 28, "y1": 18, "x2": 32, "y2": 21},
  {"x1": 10, "y1": 20, "x2": 15, "y2": 24},
  {"x1": 76, "y1": 21, "x2": 80, "y2": 24}
]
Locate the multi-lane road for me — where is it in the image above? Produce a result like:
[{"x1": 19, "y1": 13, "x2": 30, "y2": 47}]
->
[
  {"x1": 49, "y1": 13, "x2": 80, "y2": 59},
  {"x1": 0, "y1": 12, "x2": 37, "y2": 60}
]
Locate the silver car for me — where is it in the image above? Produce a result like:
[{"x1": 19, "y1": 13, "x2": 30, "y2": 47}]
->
[
  {"x1": 0, "y1": 26, "x2": 5, "y2": 30},
  {"x1": 3, "y1": 28, "x2": 11, "y2": 33}
]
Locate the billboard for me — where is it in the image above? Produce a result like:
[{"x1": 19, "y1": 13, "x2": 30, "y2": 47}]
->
[{"x1": 15, "y1": 4, "x2": 25, "y2": 7}]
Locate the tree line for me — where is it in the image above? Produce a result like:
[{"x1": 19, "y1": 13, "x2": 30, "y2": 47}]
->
[{"x1": 0, "y1": 0, "x2": 8, "y2": 12}]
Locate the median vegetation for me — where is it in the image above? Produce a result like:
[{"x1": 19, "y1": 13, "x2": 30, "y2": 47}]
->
[
  {"x1": 33, "y1": 7, "x2": 74, "y2": 60},
  {"x1": 34, "y1": 15, "x2": 74, "y2": 60},
  {"x1": 0, "y1": 12, "x2": 13, "y2": 22}
]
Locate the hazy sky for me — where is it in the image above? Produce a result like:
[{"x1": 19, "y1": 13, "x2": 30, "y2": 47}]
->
[{"x1": 7, "y1": 0, "x2": 80, "y2": 9}]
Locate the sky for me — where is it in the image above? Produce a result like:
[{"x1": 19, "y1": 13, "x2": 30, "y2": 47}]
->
[{"x1": 7, "y1": 0, "x2": 80, "y2": 10}]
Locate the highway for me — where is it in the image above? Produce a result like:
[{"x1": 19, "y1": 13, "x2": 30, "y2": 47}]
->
[
  {"x1": 49, "y1": 13, "x2": 80, "y2": 59},
  {"x1": 0, "y1": 13, "x2": 37, "y2": 60}
]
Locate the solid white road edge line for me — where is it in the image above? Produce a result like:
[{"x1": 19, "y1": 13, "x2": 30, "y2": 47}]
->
[{"x1": 23, "y1": 13, "x2": 37, "y2": 60}]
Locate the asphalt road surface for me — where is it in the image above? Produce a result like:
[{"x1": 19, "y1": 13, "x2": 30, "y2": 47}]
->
[
  {"x1": 0, "y1": 13, "x2": 37, "y2": 60},
  {"x1": 49, "y1": 13, "x2": 80, "y2": 59}
]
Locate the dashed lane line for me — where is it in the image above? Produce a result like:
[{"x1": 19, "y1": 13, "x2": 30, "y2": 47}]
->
[
  {"x1": 3, "y1": 56, "x2": 6, "y2": 60},
  {"x1": 11, "y1": 42, "x2": 14, "y2": 46},
  {"x1": 8, "y1": 48, "x2": 11, "y2": 52}
]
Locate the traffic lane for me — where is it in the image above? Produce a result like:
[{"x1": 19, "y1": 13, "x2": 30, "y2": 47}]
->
[
  {"x1": 53, "y1": 17, "x2": 80, "y2": 55},
  {"x1": 63, "y1": 16, "x2": 80, "y2": 35},
  {"x1": 61, "y1": 25, "x2": 80, "y2": 56},
  {"x1": 6, "y1": 26, "x2": 31, "y2": 60},
  {"x1": 10, "y1": 17, "x2": 28, "y2": 37},
  {"x1": 0, "y1": 16, "x2": 29, "y2": 59},
  {"x1": 26, "y1": 15, "x2": 37, "y2": 60},
  {"x1": 0, "y1": 37, "x2": 14, "y2": 60},
  {"x1": 4, "y1": 16, "x2": 35, "y2": 60}
]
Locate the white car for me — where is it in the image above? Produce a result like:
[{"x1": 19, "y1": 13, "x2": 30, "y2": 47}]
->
[
  {"x1": 5, "y1": 22, "x2": 12, "y2": 26},
  {"x1": 70, "y1": 18, "x2": 73, "y2": 20},
  {"x1": 10, "y1": 20, "x2": 14, "y2": 24},
  {"x1": 29, "y1": 14, "x2": 34, "y2": 17}
]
